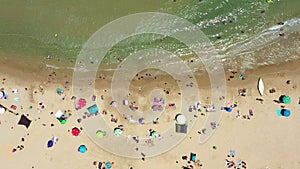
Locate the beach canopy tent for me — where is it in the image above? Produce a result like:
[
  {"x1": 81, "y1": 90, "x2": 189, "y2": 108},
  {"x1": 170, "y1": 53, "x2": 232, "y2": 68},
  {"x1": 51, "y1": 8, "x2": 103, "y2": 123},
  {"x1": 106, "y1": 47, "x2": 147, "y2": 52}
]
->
[
  {"x1": 175, "y1": 114, "x2": 186, "y2": 125},
  {"x1": 190, "y1": 153, "x2": 196, "y2": 162},
  {"x1": 175, "y1": 124, "x2": 187, "y2": 134},
  {"x1": 78, "y1": 145, "x2": 87, "y2": 153},
  {"x1": 56, "y1": 88, "x2": 64, "y2": 94},
  {"x1": 279, "y1": 95, "x2": 291, "y2": 104},
  {"x1": 55, "y1": 110, "x2": 63, "y2": 118},
  {"x1": 18, "y1": 114, "x2": 32, "y2": 128},
  {"x1": 281, "y1": 109, "x2": 291, "y2": 117},
  {"x1": 47, "y1": 140, "x2": 54, "y2": 148},
  {"x1": 72, "y1": 127, "x2": 81, "y2": 136},
  {"x1": 87, "y1": 104, "x2": 99, "y2": 114}
]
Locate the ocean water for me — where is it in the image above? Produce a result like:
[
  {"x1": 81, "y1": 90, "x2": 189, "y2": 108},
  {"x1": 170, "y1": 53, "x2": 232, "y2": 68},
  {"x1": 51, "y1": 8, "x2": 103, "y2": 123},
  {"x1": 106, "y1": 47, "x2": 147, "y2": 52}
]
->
[{"x1": 0, "y1": 0, "x2": 299, "y2": 72}]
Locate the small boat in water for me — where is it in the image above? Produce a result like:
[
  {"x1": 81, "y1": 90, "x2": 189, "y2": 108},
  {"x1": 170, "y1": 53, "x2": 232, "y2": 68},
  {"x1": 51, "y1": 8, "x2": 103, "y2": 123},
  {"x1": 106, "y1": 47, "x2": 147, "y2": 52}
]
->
[{"x1": 258, "y1": 78, "x2": 264, "y2": 96}]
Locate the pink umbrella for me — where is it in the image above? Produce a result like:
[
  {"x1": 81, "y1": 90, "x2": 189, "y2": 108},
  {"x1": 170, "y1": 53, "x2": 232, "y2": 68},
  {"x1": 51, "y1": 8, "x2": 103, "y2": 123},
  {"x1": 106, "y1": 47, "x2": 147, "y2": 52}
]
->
[
  {"x1": 78, "y1": 99, "x2": 87, "y2": 108},
  {"x1": 72, "y1": 127, "x2": 81, "y2": 136}
]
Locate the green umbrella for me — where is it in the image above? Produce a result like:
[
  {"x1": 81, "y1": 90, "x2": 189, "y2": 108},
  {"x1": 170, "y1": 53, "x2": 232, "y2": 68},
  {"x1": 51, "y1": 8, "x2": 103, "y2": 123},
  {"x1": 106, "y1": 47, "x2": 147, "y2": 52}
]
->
[
  {"x1": 96, "y1": 130, "x2": 105, "y2": 138},
  {"x1": 151, "y1": 132, "x2": 159, "y2": 138},
  {"x1": 60, "y1": 119, "x2": 66, "y2": 124},
  {"x1": 114, "y1": 128, "x2": 122, "y2": 136},
  {"x1": 283, "y1": 95, "x2": 291, "y2": 104}
]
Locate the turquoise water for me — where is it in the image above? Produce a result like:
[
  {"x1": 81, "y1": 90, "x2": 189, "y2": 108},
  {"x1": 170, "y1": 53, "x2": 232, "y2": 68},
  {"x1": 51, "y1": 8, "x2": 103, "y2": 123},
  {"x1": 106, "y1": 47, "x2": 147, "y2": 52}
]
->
[{"x1": 0, "y1": 0, "x2": 299, "y2": 71}]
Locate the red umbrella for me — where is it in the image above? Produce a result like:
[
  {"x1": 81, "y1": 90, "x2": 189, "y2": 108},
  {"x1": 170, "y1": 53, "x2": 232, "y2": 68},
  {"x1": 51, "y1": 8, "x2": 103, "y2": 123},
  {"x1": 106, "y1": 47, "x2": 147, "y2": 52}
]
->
[
  {"x1": 78, "y1": 99, "x2": 87, "y2": 108},
  {"x1": 72, "y1": 127, "x2": 80, "y2": 136}
]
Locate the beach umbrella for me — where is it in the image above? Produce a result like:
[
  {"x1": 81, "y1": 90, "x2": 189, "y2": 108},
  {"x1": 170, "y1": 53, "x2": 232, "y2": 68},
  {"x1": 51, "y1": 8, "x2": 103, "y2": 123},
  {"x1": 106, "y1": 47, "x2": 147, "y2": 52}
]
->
[
  {"x1": 279, "y1": 95, "x2": 291, "y2": 104},
  {"x1": 281, "y1": 109, "x2": 291, "y2": 117},
  {"x1": 56, "y1": 88, "x2": 64, "y2": 94},
  {"x1": 151, "y1": 132, "x2": 159, "y2": 138},
  {"x1": 78, "y1": 99, "x2": 87, "y2": 108},
  {"x1": 78, "y1": 145, "x2": 87, "y2": 153},
  {"x1": 176, "y1": 114, "x2": 186, "y2": 125},
  {"x1": 61, "y1": 119, "x2": 66, "y2": 124},
  {"x1": 114, "y1": 128, "x2": 122, "y2": 136},
  {"x1": 72, "y1": 127, "x2": 80, "y2": 136},
  {"x1": 282, "y1": 95, "x2": 291, "y2": 104},
  {"x1": 47, "y1": 140, "x2": 54, "y2": 148},
  {"x1": 106, "y1": 162, "x2": 112, "y2": 169},
  {"x1": 0, "y1": 107, "x2": 6, "y2": 114},
  {"x1": 139, "y1": 118, "x2": 144, "y2": 125},
  {"x1": 59, "y1": 118, "x2": 67, "y2": 124},
  {"x1": 4, "y1": 93, "x2": 9, "y2": 100},
  {"x1": 230, "y1": 150, "x2": 236, "y2": 157},
  {"x1": 96, "y1": 130, "x2": 105, "y2": 139},
  {"x1": 224, "y1": 107, "x2": 232, "y2": 112}
]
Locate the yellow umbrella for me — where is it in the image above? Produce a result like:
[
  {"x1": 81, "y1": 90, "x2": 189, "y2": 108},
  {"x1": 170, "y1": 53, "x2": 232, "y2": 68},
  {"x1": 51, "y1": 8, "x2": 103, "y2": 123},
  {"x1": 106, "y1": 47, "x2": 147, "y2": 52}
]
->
[{"x1": 96, "y1": 130, "x2": 105, "y2": 138}]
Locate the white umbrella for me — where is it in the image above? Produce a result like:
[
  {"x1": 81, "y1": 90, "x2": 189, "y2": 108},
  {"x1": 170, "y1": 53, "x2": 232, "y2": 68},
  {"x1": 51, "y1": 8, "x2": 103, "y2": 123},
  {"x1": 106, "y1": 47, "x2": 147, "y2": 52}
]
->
[
  {"x1": 0, "y1": 91, "x2": 4, "y2": 99},
  {"x1": 176, "y1": 114, "x2": 186, "y2": 125},
  {"x1": 0, "y1": 107, "x2": 6, "y2": 114}
]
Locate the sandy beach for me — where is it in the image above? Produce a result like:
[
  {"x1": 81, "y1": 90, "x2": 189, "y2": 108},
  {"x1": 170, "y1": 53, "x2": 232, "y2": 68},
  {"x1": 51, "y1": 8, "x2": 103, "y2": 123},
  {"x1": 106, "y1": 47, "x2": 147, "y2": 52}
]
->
[
  {"x1": 0, "y1": 0, "x2": 299, "y2": 168},
  {"x1": 0, "y1": 53, "x2": 299, "y2": 169}
]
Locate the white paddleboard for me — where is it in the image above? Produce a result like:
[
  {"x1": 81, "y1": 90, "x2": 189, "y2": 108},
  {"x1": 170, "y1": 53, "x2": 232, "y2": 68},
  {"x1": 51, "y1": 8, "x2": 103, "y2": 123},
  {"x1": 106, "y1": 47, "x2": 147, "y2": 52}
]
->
[{"x1": 258, "y1": 78, "x2": 264, "y2": 96}]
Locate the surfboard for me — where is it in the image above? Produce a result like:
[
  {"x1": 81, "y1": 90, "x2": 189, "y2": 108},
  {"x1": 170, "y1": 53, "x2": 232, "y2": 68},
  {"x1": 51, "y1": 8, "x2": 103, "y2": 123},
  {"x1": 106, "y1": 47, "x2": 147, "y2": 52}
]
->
[{"x1": 258, "y1": 77, "x2": 264, "y2": 96}]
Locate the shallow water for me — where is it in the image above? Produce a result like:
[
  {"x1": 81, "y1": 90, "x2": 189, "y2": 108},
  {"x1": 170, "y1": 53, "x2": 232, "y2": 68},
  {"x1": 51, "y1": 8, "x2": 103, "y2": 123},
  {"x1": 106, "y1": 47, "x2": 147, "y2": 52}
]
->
[{"x1": 0, "y1": 0, "x2": 299, "y2": 72}]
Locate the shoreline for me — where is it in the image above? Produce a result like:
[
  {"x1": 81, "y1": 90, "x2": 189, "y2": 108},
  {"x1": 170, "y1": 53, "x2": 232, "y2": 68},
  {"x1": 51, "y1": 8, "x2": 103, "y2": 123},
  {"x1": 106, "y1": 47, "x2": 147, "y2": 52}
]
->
[{"x1": 1, "y1": 51, "x2": 300, "y2": 89}]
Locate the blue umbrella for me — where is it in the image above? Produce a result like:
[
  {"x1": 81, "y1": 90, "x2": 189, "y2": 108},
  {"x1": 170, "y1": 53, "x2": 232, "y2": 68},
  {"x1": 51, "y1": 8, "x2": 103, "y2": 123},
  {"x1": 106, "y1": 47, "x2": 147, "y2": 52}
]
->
[
  {"x1": 282, "y1": 109, "x2": 291, "y2": 117},
  {"x1": 230, "y1": 150, "x2": 236, "y2": 156},
  {"x1": 139, "y1": 118, "x2": 144, "y2": 124},
  {"x1": 47, "y1": 140, "x2": 54, "y2": 148},
  {"x1": 224, "y1": 107, "x2": 232, "y2": 112},
  {"x1": 78, "y1": 145, "x2": 87, "y2": 153},
  {"x1": 106, "y1": 162, "x2": 112, "y2": 168}
]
